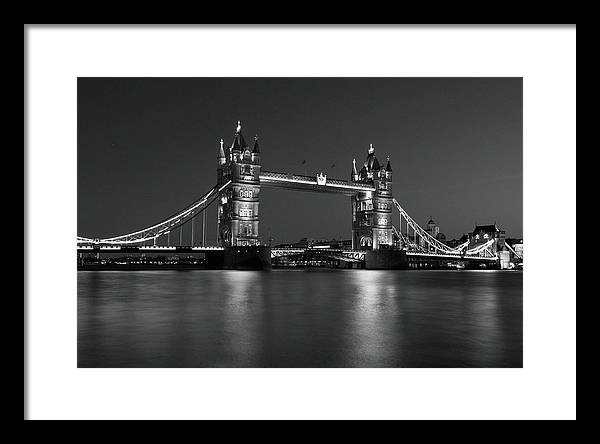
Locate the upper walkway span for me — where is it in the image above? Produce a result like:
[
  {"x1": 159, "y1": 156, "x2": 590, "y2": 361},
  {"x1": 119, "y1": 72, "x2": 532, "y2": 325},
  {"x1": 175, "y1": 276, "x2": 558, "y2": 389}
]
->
[{"x1": 260, "y1": 171, "x2": 375, "y2": 195}]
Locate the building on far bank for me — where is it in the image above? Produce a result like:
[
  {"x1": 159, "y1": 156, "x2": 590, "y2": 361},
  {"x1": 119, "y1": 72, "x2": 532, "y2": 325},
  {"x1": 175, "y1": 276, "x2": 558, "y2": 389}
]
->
[
  {"x1": 446, "y1": 234, "x2": 470, "y2": 249},
  {"x1": 421, "y1": 217, "x2": 447, "y2": 249},
  {"x1": 470, "y1": 223, "x2": 506, "y2": 249},
  {"x1": 505, "y1": 237, "x2": 524, "y2": 261},
  {"x1": 425, "y1": 217, "x2": 440, "y2": 238},
  {"x1": 274, "y1": 237, "x2": 310, "y2": 249},
  {"x1": 513, "y1": 242, "x2": 523, "y2": 259},
  {"x1": 470, "y1": 223, "x2": 513, "y2": 268},
  {"x1": 273, "y1": 237, "x2": 352, "y2": 250}
]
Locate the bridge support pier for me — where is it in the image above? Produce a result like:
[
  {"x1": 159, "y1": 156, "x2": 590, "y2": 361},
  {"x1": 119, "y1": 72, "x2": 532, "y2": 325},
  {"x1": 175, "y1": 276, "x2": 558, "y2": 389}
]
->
[
  {"x1": 223, "y1": 246, "x2": 272, "y2": 270},
  {"x1": 365, "y1": 249, "x2": 407, "y2": 269},
  {"x1": 204, "y1": 250, "x2": 225, "y2": 269}
]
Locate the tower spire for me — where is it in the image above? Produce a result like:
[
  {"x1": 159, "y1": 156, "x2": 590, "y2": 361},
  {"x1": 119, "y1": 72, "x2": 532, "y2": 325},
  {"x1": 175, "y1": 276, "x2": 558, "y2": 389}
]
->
[
  {"x1": 231, "y1": 120, "x2": 246, "y2": 151},
  {"x1": 252, "y1": 134, "x2": 260, "y2": 154},
  {"x1": 385, "y1": 155, "x2": 393, "y2": 172}
]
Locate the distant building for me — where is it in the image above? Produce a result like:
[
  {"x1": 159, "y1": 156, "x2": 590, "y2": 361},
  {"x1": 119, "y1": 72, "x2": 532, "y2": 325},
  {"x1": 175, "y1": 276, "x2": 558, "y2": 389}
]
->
[
  {"x1": 470, "y1": 223, "x2": 506, "y2": 247},
  {"x1": 468, "y1": 223, "x2": 507, "y2": 259},
  {"x1": 505, "y1": 237, "x2": 523, "y2": 247},
  {"x1": 337, "y1": 239, "x2": 353, "y2": 250},
  {"x1": 446, "y1": 234, "x2": 470, "y2": 248},
  {"x1": 422, "y1": 217, "x2": 447, "y2": 248},
  {"x1": 315, "y1": 238, "x2": 352, "y2": 249},
  {"x1": 273, "y1": 237, "x2": 352, "y2": 250},
  {"x1": 273, "y1": 238, "x2": 310, "y2": 249},
  {"x1": 425, "y1": 217, "x2": 440, "y2": 238},
  {"x1": 514, "y1": 243, "x2": 523, "y2": 259},
  {"x1": 505, "y1": 237, "x2": 524, "y2": 261}
]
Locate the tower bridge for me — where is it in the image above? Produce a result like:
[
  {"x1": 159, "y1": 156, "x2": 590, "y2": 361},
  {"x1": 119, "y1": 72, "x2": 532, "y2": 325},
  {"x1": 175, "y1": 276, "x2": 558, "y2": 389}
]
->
[{"x1": 78, "y1": 121, "x2": 510, "y2": 270}]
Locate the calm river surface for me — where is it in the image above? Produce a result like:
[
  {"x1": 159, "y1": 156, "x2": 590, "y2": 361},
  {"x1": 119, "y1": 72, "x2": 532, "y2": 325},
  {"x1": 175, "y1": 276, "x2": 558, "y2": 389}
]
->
[{"x1": 78, "y1": 269, "x2": 522, "y2": 367}]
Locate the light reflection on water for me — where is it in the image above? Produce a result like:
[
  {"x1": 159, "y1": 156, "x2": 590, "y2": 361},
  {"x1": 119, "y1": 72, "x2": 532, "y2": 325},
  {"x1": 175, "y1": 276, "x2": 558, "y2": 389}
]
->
[
  {"x1": 222, "y1": 271, "x2": 263, "y2": 367},
  {"x1": 78, "y1": 270, "x2": 522, "y2": 367},
  {"x1": 346, "y1": 272, "x2": 401, "y2": 367}
]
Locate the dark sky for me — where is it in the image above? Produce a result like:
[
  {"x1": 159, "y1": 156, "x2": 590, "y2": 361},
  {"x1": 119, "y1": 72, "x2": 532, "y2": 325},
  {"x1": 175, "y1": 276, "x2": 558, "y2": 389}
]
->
[{"x1": 78, "y1": 78, "x2": 522, "y2": 244}]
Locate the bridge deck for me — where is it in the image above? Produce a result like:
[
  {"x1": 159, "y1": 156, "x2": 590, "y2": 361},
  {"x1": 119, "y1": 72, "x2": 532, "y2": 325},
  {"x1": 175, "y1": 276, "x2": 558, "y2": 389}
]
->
[
  {"x1": 77, "y1": 245, "x2": 224, "y2": 253},
  {"x1": 406, "y1": 251, "x2": 497, "y2": 261},
  {"x1": 270, "y1": 247, "x2": 497, "y2": 261},
  {"x1": 79, "y1": 245, "x2": 496, "y2": 260}
]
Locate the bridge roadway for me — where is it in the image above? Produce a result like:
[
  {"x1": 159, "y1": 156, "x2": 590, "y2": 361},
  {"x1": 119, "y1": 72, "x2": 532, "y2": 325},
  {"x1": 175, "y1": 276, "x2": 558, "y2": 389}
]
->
[
  {"x1": 77, "y1": 245, "x2": 224, "y2": 253},
  {"x1": 78, "y1": 245, "x2": 497, "y2": 263},
  {"x1": 271, "y1": 247, "x2": 497, "y2": 262}
]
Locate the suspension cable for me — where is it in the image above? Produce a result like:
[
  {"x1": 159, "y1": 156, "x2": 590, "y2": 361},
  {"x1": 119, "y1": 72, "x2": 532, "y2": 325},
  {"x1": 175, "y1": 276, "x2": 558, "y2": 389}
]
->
[{"x1": 77, "y1": 180, "x2": 231, "y2": 245}]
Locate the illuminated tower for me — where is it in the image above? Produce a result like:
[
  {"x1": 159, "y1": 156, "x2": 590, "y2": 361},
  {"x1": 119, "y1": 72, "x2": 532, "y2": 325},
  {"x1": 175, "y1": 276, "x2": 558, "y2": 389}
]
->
[
  {"x1": 217, "y1": 121, "x2": 261, "y2": 247},
  {"x1": 350, "y1": 144, "x2": 393, "y2": 250}
]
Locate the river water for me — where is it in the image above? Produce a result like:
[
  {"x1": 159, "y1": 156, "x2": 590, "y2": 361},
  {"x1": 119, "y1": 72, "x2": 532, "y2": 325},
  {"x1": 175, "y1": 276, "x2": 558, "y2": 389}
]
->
[{"x1": 77, "y1": 269, "x2": 522, "y2": 367}]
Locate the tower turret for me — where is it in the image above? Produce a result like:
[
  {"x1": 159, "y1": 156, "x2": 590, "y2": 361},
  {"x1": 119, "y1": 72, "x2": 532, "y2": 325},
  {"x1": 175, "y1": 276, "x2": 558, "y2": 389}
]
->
[
  {"x1": 252, "y1": 134, "x2": 260, "y2": 153},
  {"x1": 385, "y1": 156, "x2": 392, "y2": 179},
  {"x1": 218, "y1": 138, "x2": 226, "y2": 165},
  {"x1": 252, "y1": 134, "x2": 260, "y2": 164},
  {"x1": 351, "y1": 158, "x2": 358, "y2": 181}
]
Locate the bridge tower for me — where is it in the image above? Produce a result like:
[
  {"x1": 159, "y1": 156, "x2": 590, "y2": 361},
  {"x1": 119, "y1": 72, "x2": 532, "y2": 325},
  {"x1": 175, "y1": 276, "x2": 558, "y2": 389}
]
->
[
  {"x1": 216, "y1": 121, "x2": 261, "y2": 247},
  {"x1": 350, "y1": 144, "x2": 393, "y2": 250}
]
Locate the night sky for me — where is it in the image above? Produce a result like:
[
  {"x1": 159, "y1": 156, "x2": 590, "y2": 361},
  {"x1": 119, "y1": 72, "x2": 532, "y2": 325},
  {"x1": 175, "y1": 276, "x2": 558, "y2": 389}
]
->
[{"x1": 77, "y1": 78, "x2": 522, "y2": 244}]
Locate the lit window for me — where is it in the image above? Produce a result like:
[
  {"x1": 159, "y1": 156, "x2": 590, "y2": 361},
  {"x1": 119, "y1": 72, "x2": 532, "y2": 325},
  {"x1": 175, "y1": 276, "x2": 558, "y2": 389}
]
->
[{"x1": 239, "y1": 189, "x2": 253, "y2": 198}]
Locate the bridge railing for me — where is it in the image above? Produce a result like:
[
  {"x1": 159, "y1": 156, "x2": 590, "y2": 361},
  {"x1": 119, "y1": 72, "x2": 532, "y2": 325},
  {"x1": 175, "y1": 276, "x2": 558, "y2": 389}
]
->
[{"x1": 260, "y1": 171, "x2": 289, "y2": 179}]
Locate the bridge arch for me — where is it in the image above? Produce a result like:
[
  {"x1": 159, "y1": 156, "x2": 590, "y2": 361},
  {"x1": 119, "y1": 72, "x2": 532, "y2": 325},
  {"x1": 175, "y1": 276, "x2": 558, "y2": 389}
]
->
[{"x1": 360, "y1": 236, "x2": 372, "y2": 247}]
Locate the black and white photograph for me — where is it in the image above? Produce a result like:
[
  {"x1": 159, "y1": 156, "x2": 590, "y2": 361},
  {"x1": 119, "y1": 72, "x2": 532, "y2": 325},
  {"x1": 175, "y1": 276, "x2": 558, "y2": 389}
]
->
[
  {"x1": 25, "y1": 25, "x2": 576, "y2": 420},
  {"x1": 77, "y1": 77, "x2": 523, "y2": 368}
]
